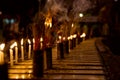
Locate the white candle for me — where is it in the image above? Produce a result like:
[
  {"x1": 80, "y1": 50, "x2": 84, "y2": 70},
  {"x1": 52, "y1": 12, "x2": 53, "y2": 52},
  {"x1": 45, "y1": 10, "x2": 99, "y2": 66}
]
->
[
  {"x1": 40, "y1": 37, "x2": 43, "y2": 49},
  {"x1": 29, "y1": 45, "x2": 31, "y2": 59},
  {"x1": 28, "y1": 39, "x2": 31, "y2": 59},
  {"x1": 0, "y1": 43, "x2": 5, "y2": 65},
  {"x1": 21, "y1": 46, "x2": 24, "y2": 61},
  {"x1": 9, "y1": 48, "x2": 13, "y2": 66},
  {"x1": 40, "y1": 43, "x2": 43, "y2": 49},
  {"x1": 33, "y1": 38, "x2": 35, "y2": 50},
  {"x1": 0, "y1": 51, "x2": 4, "y2": 65},
  {"x1": 16, "y1": 75, "x2": 19, "y2": 79},
  {"x1": 21, "y1": 39, "x2": 24, "y2": 61},
  {"x1": 15, "y1": 46, "x2": 18, "y2": 63}
]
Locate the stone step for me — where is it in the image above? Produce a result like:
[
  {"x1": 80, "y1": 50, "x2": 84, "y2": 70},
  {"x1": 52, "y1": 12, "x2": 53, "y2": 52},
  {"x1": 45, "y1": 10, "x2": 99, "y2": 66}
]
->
[
  {"x1": 10, "y1": 65, "x2": 32, "y2": 69},
  {"x1": 9, "y1": 73, "x2": 32, "y2": 79},
  {"x1": 53, "y1": 65, "x2": 103, "y2": 70},
  {"x1": 9, "y1": 69, "x2": 32, "y2": 74},
  {"x1": 9, "y1": 74, "x2": 106, "y2": 80},
  {"x1": 44, "y1": 69, "x2": 105, "y2": 75},
  {"x1": 42, "y1": 74, "x2": 106, "y2": 80}
]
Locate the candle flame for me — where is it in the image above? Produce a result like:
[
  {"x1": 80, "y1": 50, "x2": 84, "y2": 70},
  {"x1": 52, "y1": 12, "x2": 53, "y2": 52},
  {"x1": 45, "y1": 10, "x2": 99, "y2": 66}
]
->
[
  {"x1": 10, "y1": 42, "x2": 17, "y2": 49},
  {"x1": 50, "y1": 23, "x2": 52, "y2": 28},
  {"x1": 0, "y1": 43, "x2": 5, "y2": 51},
  {"x1": 70, "y1": 35, "x2": 73, "y2": 39},
  {"x1": 33, "y1": 38, "x2": 35, "y2": 43},
  {"x1": 21, "y1": 75, "x2": 25, "y2": 79},
  {"x1": 40, "y1": 37, "x2": 43, "y2": 42},
  {"x1": 16, "y1": 75, "x2": 19, "y2": 79},
  {"x1": 63, "y1": 37, "x2": 65, "y2": 40},
  {"x1": 59, "y1": 36, "x2": 62, "y2": 40},
  {"x1": 67, "y1": 37, "x2": 70, "y2": 40},
  {"x1": 72, "y1": 23, "x2": 74, "y2": 27},
  {"x1": 80, "y1": 33, "x2": 86, "y2": 38},
  {"x1": 73, "y1": 34, "x2": 77, "y2": 38},
  {"x1": 21, "y1": 39, "x2": 24, "y2": 45},
  {"x1": 28, "y1": 39, "x2": 31, "y2": 44}
]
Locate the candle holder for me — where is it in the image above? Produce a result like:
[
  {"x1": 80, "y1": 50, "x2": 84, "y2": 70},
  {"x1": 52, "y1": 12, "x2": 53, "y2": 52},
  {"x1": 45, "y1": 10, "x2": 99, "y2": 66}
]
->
[
  {"x1": 0, "y1": 63, "x2": 8, "y2": 80},
  {"x1": 32, "y1": 49, "x2": 44, "y2": 78},
  {"x1": 57, "y1": 42, "x2": 64, "y2": 59},
  {"x1": 45, "y1": 46, "x2": 52, "y2": 69}
]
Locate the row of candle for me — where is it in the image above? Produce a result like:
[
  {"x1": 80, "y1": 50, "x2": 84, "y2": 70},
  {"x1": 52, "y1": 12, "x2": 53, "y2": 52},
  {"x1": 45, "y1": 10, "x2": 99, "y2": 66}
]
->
[
  {"x1": 58, "y1": 34, "x2": 79, "y2": 41},
  {"x1": 9, "y1": 37, "x2": 44, "y2": 66},
  {"x1": 9, "y1": 39, "x2": 32, "y2": 66},
  {"x1": 58, "y1": 33, "x2": 86, "y2": 43}
]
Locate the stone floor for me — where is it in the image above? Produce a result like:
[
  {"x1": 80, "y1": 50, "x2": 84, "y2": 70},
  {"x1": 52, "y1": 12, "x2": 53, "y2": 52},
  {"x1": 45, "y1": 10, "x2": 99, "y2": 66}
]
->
[{"x1": 8, "y1": 38, "x2": 106, "y2": 80}]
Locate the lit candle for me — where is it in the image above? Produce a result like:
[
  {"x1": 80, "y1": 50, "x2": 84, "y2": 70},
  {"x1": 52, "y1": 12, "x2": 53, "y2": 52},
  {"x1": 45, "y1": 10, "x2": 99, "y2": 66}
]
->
[
  {"x1": 10, "y1": 42, "x2": 16, "y2": 66},
  {"x1": 9, "y1": 48, "x2": 13, "y2": 66},
  {"x1": 15, "y1": 75, "x2": 19, "y2": 79},
  {"x1": 50, "y1": 23, "x2": 52, "y2": 28},
  {"x1": 63, "y1": 37, "x2": 66, "y2": 41},
  {"x1": 28, "y1": 39, "x2": 31, "y2": 59},
  {"x1": 33, "y1": 38, "x2": 35, "y2": 50},
  {"x1": 40, "y1": 37, "x2": 43, "y2": 49},
  {"x1": 21, "y1": 75, "x2": 25, "y2": 79},
  {"x1": 0, "y1": 43, "x2": 5, "y2": 65},
  {"x1": 70, "y1": 35, "x2": 73, "y2": 40},
  {"x1": 15, "y1": 42, "x2": 18, "y2": 63},
  {"x1": 21, "y1": 39, "x2": 24, "y2": 61},
  {"x1": 80, "y1": 33, "x2": 86, "y2": 41},
  {"x1": 59, "y1": 36, "x2": 62, "y2": 42}
]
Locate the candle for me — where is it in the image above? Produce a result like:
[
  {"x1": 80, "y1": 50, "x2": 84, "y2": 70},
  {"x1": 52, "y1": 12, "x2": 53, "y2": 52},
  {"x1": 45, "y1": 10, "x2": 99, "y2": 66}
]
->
[
  {"x1": 28, "y1": 39, "x2": 31, "y2": 59},
  {"x1": 0, "y1": 43, "x2": 5, "y2": 65},
  {"x1": 15, "y1": 75, "x2": 19, "y2": 79},
  {"x1": 10, "y1": 42, "x2": 17, "y2": 66},
  {"x1": 15, "y1": 42, "x2": 18, "y2": 63},
  {"x1": 21, "y1": 75, "x2": 25, "y2": 79},
  {"x1": 80, "y1": 33, "x2": 86, "y2": 41},
  {"x1": 9, "y1": 48, "x2": 13, "y2": 66},
  {"x1": 33, "y1": 38, "x2": 35, "y2": 50},
  {"x1": 40, "y1": 37, "x2": 43, "y2": 49},
  {"x1": 59, "y1": 36, "x2": 62, "y2": 42},
  {"x1": 21, "y1": 39, "x2": 24, "y2": 61},
  {"x1": 63, "y1": 37, "x2": 65, "y2": 41}
]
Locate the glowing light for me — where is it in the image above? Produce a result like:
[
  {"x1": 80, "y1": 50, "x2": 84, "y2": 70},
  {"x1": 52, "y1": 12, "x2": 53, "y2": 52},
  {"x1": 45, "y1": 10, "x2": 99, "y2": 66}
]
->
[
  {"x1": 70, "y1": 35, "x2": 73, "y2": 40},
  {"x1": 40, "y1": 37, "x2": 43, "y2": 42},
  {"x1": 73, "y1": 34, "x2": 77, "y2": 38},
  {"x1": 21, "y1": 75, "x2": 25, "y2": 79},
  {"x1": 28, "y1": 39, "x2": 31, "y2": 44},
  {"x1": 33, "y1": 38, "x2": 35, "y2": 43},
  {"x1": 0, "y1": 43, "x2": 5, "y2": 51},
  {"x1": 72, "y1": 23, "x2": 74, "y2": 27},
  {"x1": 50, "y1": 23, "x2": 52, "y2": 28},
  {"x1": 59, "y1": 36, "x2": 62, "y2": 40},
  {"x1": 21, "y1": 39, "x2": 24, "y2": 45},
  {"x1": 79, "y1": 13, "x2": 83, "y2": 17},
  {"x1": 15, "y1": 75, "x2": 19, "y2": 79},
  {"x1": 63, "y1": 37, "x2": 65, "y2": 41},
  {"x1": 80, "y1": 33, "x2": 86, "y2": 38},
  {"x1": 0, "y1": 43, "x2": 5, "y2": 64},
  {"x1": 10, "y1": 42, "x2": 17, "y2": 49},
  {"x1": 67, "y1": 37, "x2": 70, "y2": 40}
]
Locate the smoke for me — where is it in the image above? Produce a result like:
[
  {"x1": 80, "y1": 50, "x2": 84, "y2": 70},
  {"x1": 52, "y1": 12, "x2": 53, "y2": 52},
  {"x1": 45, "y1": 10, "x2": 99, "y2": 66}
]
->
[
  {"x1": 45, "y1": 0, "x2": 69, "y2": 22},
  {"x1": 45, "y1": 0, "x2": 95, "y2": 22},
  {"x1": 72, "y1": 0, "x2": 95, "y2": 20}
]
